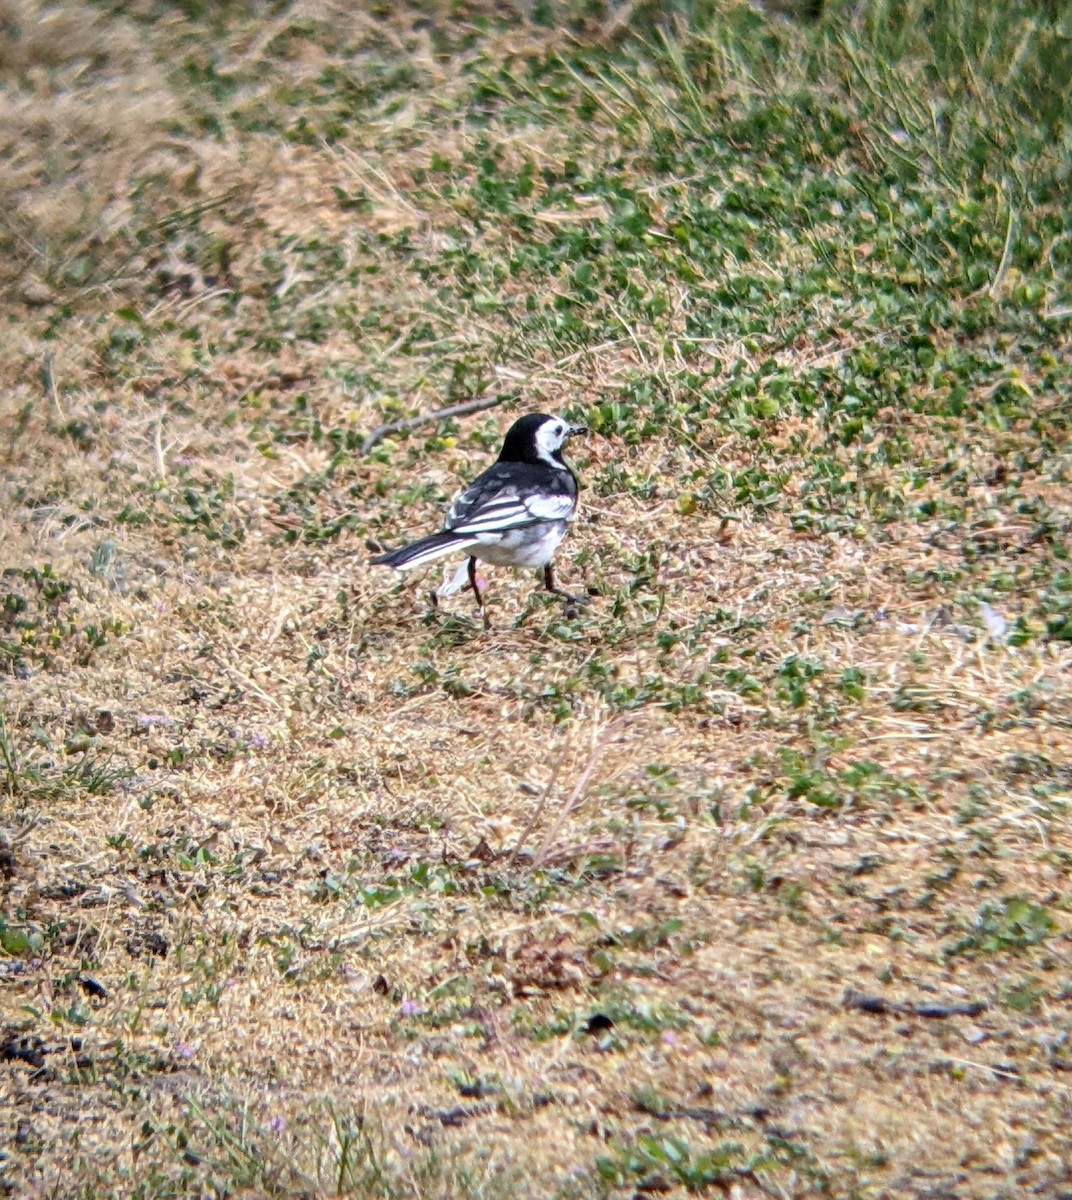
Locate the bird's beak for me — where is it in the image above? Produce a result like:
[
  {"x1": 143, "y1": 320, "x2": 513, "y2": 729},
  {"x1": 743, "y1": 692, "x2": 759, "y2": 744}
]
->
[{"x1": 566, "y1": 422, "x2": 588, "y2": 438}]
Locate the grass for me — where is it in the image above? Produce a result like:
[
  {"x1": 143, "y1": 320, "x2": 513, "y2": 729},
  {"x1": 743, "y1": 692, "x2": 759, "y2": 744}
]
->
[{"x1": 2, "y1": 0, "x2": 1071, "y2": 1195}]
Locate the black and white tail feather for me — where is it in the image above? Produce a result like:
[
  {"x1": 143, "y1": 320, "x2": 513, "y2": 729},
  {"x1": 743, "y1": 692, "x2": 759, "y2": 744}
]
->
[
  {"x1": 371, "y1": 529, "x2": 475, "y2": 572},
  {"x1": 372, "y1": 413, "x2": 589, "y2": 625}
]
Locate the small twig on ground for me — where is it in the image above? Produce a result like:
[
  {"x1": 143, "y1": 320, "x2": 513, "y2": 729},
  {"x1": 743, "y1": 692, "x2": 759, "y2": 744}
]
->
[
  {"x1": 6, "y1": 817, "x2": 40, "y2": 845},
  {"x1": 638, "y1": 1102, "x2": 733, "y2": 1125},
  {"x1": 843, "y1": 989, "x2": 987, "y2": 1019},
  {"x1": 361, "y1": 394, "x2": 507, "y2": 455},
  {"x1": 509, "y1": 738, "x2": 571, "y2": 868},
  {"x1": 944, "y1": 1057, "x2": 1022, "y2": 1082},
  {"x1": 207, "y1": 653, "x2": 283, "y2": 711},
  {"x1": 989, "y1": 201, "x2": 1016, "y2": 301},
  {"x1": 153, "y1": 415, "x2": 168, "y2": 479},
  {"x1": 42, "y1": 353, "x2": 63, "y2": 420},
  {"x1": 531, "y1": 719, "x2": 619, "y2": 870},
  {"x1": 420, "y1": 1104, "x2": 493, "y2": 1127}
]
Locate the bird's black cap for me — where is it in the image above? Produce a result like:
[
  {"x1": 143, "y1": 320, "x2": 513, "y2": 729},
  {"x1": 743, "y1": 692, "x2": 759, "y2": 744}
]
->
[
  {"x1": 497, "y1": 414, "x2": 553, "y2": 463},
  {"x1": 497, "y1": 413, "x2": 584, "y2": 464}
]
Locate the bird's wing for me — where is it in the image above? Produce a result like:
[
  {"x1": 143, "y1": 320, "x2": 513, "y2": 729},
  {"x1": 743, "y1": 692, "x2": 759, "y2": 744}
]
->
[
  {"x1": 522, "y1": 493, "x2": 577, "y2": 521},
  {"x1": 445, "y1": 475, "x2": 574, "y2": 537}
]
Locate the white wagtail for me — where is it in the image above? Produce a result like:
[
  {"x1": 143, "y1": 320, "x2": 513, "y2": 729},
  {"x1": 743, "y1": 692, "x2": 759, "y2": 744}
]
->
[{"x1": 371, "y1": 413, "x2": 590, "y2": 625}]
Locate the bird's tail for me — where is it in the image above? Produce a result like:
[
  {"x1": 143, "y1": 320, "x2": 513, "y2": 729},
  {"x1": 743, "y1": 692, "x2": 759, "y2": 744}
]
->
[{"x1": 371, "y1": 530, "x2": 478, "y2": 571}]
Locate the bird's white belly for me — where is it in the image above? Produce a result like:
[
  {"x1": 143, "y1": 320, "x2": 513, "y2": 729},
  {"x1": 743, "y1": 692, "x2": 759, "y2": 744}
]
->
[{"x1": 471, "y1": 521, "x2": 568, "y2": 568}]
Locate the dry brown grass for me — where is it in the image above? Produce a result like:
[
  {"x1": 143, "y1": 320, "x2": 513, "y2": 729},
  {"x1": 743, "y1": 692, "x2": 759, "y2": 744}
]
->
[{"x1": 2, "y1": 3, "x2": 1071, "y2": 1198}]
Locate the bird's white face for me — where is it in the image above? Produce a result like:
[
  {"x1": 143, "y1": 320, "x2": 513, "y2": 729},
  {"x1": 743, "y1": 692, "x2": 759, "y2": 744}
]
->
[{"x1": 533, "y1": 415, "x2": 584, "y2": 466}]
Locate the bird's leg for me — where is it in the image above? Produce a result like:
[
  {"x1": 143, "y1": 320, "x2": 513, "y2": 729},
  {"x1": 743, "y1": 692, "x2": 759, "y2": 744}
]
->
[
  {"x1": 543, "y1": 563, "x2": 590, "y2": 608},
  {"x1": 469, "y1": 557, "x2": 491, "y2": 629}
]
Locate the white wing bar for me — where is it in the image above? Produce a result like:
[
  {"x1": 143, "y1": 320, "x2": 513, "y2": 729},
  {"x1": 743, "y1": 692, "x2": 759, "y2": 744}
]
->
[{"x1": 447, "y1": 492, "x2": 574, "y2": 537}]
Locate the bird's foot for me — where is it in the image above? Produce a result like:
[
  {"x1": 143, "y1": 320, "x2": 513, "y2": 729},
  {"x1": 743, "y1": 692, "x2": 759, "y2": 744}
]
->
[
  {"x1": 542, "y1": 565, "x2": 591, "y2": 613},
  {"x1": 553, "y1": 590, "x2": 591, "y2": 608}
]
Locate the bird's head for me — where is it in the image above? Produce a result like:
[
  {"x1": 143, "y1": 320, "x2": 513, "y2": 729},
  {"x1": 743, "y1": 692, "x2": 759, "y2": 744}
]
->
[{"x1": 498, "y1": 413, "x2": 587, "y2": 467}]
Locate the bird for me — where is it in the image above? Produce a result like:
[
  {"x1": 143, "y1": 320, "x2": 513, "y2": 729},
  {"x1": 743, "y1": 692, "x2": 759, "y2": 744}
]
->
[{"x1": 371, "y1": 413, "x2": 590, "y2": 625}]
